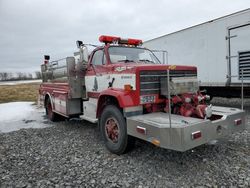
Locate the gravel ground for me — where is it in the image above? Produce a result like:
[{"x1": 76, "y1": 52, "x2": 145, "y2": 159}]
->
[{"x1": 0, "y1": 98, "x2": 250, "y2": 187}]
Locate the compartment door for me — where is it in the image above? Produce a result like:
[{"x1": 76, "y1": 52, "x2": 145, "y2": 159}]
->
[{"x1": 229, "y1": 23, "x2": 250, "y2": 83}]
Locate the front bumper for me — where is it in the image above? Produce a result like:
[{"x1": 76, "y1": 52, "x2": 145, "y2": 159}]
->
[{"x1": 127, "y1": 106, "x2": 246, "y2": 151}]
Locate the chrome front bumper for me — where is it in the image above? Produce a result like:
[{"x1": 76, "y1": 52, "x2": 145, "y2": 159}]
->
[{"x1": 127, "y1": 106, "x2": 246, "y2": 151}]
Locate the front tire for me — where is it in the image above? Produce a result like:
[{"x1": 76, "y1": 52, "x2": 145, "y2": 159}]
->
[
  {"x1": 100, "y1": 105, "x2": 135, "y2": 155},
  {"x1": 45, "y1": 98, "x2": 58, "y2": 122}
]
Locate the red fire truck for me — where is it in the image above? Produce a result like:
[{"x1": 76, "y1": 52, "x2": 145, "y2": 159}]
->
[{"x1": 39, "y1": 35, "x2": 246, "y2": 154}]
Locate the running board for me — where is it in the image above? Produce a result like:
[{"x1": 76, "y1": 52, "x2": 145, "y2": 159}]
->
[{"x1": 80, "y1": 115, "x2": 98, "y2": 123}]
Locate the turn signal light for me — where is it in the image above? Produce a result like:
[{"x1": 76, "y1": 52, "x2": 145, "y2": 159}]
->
[
  {"x1": 191, "y1": 131, "x2": 202, "y2": 140},
  {"x1": 124, "y1": 84, "x2": 132, "y2": 92},
  {"x1": 152, "y1": 138, "x2": 160, "y2": 146}
]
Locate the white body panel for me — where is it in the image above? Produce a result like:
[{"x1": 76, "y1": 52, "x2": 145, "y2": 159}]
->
[
  {"x1": 85, "y1": 73, "x2": 136, "y2": 92},
  {"x1": 82, "y1": 73, "x2": 136, "y2": 121},
  {"x1": 81, "y1": 98, "x2": 98, "y2": 123},
  {"x1": 144, "y1": 9, "x2": 250, "y2": 85}
]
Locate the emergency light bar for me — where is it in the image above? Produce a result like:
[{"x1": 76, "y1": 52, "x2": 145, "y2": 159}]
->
[
  {"x1": 119, "y1": 38, "x2": 143, "y2": 46},
  {"x1": 99, "y1": 35, "x2": 143, "y2": 46},
  {"x1": 99, "y1": 35, "x2": 120, "y2": 44}
]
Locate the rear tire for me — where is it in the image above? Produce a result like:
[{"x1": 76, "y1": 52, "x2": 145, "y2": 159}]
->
[
  {"x1": 100, "y1": 105, "x2": 135, "y2": 155},
  {"x1": 45, "y1": 98, "x2": 59, "y2": 122}
]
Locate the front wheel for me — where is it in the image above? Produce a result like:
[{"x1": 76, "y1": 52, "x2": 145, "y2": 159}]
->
[
  {"x1": 45, "y1": 98, "x2": 59, "y2": 122},
  {"x1": 100, "y1": 105, "x2": 135, "y2": 155}
]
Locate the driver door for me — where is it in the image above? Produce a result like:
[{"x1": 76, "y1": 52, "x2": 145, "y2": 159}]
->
[{"x1": 83, "y1": 49, "x2": 109, "y2": 122}]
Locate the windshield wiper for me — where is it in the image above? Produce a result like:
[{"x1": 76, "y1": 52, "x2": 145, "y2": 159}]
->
[
  {"x1": 118, "y1": 59, "x2": 135, "y2": 63},
  {"x1": 139, "y1": 59, "x2": 155, "y2": 64}
]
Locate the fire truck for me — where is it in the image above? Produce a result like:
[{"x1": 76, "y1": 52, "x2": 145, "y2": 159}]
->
[{"x1": 39, "y1": 35, "x2": 246, "y2": 154}]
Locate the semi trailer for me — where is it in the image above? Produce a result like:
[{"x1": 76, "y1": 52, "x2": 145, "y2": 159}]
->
[
  {"x1": 39, "y1": 35, "x2": 246, "y2": 154},
  {"x1": 144, "y1": 9, "x2": 250, "y2": 98}
]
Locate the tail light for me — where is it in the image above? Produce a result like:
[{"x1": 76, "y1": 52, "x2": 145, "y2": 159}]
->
[
  {"x1": 191, "y1": 131, "x2": 202, "y2": 140},
  {"x1": 136, "y1": 126, "x2": 146, "y2": 135},
  {"x1": 234, "y1": 119, "x2": 242, "y2": 126}
]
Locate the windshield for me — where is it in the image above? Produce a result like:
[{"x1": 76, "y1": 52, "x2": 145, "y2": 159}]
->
[{"x1": 108, "y1": 46, "x2": 161, "y2": 64}]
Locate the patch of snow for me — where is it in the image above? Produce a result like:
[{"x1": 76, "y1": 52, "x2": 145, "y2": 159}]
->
[
  {"x1": 0, "y1": 102, "x2": 52, "y2": 133},
  {"x1": 0, "y1": 79, "x2": 42, "y2": 86}
]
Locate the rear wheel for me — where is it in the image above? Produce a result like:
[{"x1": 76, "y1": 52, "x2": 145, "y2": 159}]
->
[
  {"x1": 100, "y1": 105, "x2": 135, "y2": 155},
  {"x1": 45, "y1": 98, "x2": 59, "y2": 122}
]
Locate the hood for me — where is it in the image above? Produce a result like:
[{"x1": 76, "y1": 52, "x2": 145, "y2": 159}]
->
[{"x1": 110, "y1": 62, "x2": 197, "y2": 74}]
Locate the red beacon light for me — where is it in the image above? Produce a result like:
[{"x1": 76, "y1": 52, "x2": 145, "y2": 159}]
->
[
  {"x1": 127, "y1": 38, "x2": 143, "y2": 46},
  {"x1": 119, "y1": 38, "x2": 143, "y2": 46},
  {"x1": 99, "y1": 35, "x2": 121, "y2": 44}
]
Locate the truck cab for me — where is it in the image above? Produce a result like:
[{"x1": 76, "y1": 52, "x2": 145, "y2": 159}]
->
[
  {"x1": 84, "y1": 37, "x2": 161, "y2": 122},
  {"x1": 39, "y1": 35, "x2": 246, "y2": 154}
]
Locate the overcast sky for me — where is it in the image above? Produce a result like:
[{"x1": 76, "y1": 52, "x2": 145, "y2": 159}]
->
[{"x1": 0, "y1": 0, "x2": 249, "y2": 73}]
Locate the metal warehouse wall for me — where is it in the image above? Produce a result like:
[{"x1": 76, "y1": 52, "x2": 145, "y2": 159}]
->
[{"x1": 144, "y1": 9, "x2": 250, "y2": 86}]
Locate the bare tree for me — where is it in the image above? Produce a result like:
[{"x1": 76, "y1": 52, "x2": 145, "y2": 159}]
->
[
  {"x1": 35, "y1": 71, "x2": 42, "y2": 79},
  {"x1": 16, "y1": 72, "x2": 24, "y2": 80},
  {"x1": 0, "y1": 72, "x2": 35, "y2": 81},
  {"x1": 16, "y1": 72, "x2": 30, "y2": 80},
  {"x1": 3, "y1": 72, "x2": 8, "y2": 80},
  {"x1": 0, "y1": 72, "x2": 4, "y2": 80},
  {"x1": 8, "y1": 72, "x2": 13, "y2": 80},
  {"x1": 0, "y1": 72, "x2": 12, "y2": 81},
  {"x1": 28, "y1": 73, "x2": 33, "y2": 80}
]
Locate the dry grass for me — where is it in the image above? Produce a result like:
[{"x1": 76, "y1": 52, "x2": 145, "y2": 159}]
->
[{"x1": 0, "y1": 83, "x2": 40, "y2": 103}]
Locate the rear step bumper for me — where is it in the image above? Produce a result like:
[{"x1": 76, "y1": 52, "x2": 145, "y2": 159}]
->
[{"x1": 127, "y1": 106, "x2": 246, "y2": 152}]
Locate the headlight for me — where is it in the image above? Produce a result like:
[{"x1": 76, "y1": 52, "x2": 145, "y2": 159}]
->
[{"x1": 140, "y1": 95, "x2": 156, "y2": 104}]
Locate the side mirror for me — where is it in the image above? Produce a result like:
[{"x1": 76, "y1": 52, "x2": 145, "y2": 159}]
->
[{"x1": 76, "y1": 40, "x2": 83, "y2": 48}]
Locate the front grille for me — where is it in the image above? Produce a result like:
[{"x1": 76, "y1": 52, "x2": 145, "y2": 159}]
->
[
  {"x1": 239, "y1": 51, "x2": 250, "y2": 80},
  {"x1": 140, "y1": 70, "x2": 197, "y2": 95}
]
